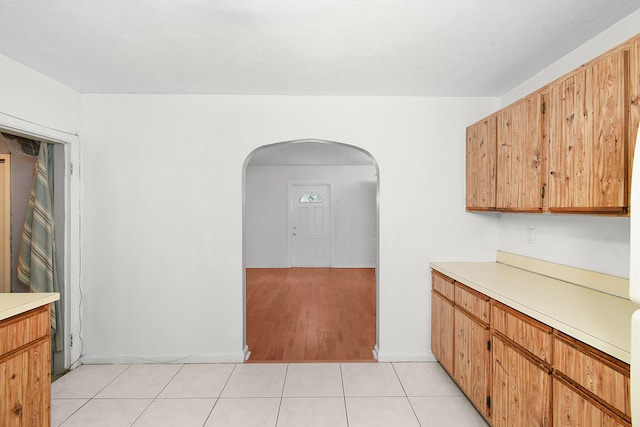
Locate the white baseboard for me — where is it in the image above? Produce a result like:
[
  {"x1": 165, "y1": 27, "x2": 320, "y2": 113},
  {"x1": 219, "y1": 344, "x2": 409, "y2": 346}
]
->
[
  {"x1": 244, "y1": 264, "x2": 376, "y2": 269},
  {"x1": 375, "y1": 351, "x2": 436, "y2": 363},
  {"x1": 80, "y1": 351, "x2": 246, "y2": 365}
]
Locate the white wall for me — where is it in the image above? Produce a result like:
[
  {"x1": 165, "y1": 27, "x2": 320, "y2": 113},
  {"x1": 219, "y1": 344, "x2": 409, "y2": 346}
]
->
[
  {"x1": 245, "y1": 164, "x2": 377, "y2": 268},
  {"x1": 499, "y1": 214, "x2": 630, "y2": 277},
  {"x1": 0, "y1": 54, "x2": 79, "y2": 134},
  {"x1": 494, "y1": 10, "x2": 640, "y2": 278},
  {"x1": 80, "y1": 95, "x2": 500, "y2": 363}
]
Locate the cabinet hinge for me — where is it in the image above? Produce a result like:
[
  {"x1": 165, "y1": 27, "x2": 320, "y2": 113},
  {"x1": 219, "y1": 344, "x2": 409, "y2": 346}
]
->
[
  {"x1": 487, "y1": 339, "x2": 491, "y2": 351},
  {"x1": 487, "y1": 396, "x2": 491, "y2": 409},
  {"x1": 540, "y1": 186, "x2": 545, "y2": 199},
  {"x1": 541, "y1": 102, "x2": 546, "y2": 114}
]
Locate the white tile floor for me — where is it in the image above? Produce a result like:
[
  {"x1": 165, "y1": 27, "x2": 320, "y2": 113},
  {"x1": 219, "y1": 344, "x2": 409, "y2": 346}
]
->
[{"x1": 52, "y1": 362, "x2": 489, "y2": 427}]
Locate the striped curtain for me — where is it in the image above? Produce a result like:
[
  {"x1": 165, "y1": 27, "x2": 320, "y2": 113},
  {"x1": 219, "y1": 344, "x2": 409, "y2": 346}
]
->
[{"x1": 17, "y1": 143, "x2": 62, "y2": 351}]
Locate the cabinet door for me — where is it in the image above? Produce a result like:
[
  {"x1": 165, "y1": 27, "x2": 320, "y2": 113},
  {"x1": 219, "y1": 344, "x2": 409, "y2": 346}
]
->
[
  {"x1": 454, "y1": 307, "x2": 490, "y2": 418},
  {"x1": 492, "y1": 334, "x2": 551, "y2": 427},
  {"x1": 466, "y1": 115, "x2": 497, "y2": 211},
  {"x1": 548, "y1": 50, "x2": 628, "y2": 212},
  {"x1": 431, "y1": 290, "x2": 454, "y2": 375},
  {"x1": 0, "y1": 339, "x2": 51, "y2": 427},
  {"x1": 497, "y1": 95, "x2": 543, "y2": 212}
]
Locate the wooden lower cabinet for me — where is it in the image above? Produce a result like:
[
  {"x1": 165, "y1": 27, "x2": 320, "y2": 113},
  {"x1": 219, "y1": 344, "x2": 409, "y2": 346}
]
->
[
  {"x1": 454, "y1": 306, "x2": 490, "y2": 420},
  {"x1": 0, "y1": 305, "x2": 51, "y2": 427},
  {"x1": 430, "y1": 269, "x2": 632, "y2": 427},
  {"x1": 554, "y1": 332, "x2": 630, "y2": 420},
  {"x1": 492, "y1": 333, "x2": 551, "y2": 427},
  {"x1": 431, "y1": 290, "x2": 454, "y2": 376},
  {"x1": 553, "y1": 376, "x2": 630, "y2": 427}
]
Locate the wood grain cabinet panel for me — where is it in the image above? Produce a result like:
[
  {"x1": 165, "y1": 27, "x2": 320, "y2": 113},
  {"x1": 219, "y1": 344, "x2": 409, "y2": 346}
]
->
[
  {"x1": 431, "y1": 271, "x2": 455, "y2": 301},
  {"x1": 431, "y1": 290, "x2": 455, "y2": 376},
  {"x1": 0, "y1": 306, "x2": 49, "y2": 355},
  {"x1": 455, "y1": 283, "x2": 490, "y2": 323},
  {"x1": 454, "y1": 306, "x2": 491, "y2": 420},
  {"x1": 0, "y1": 306, "x2": 51, "y2": 427},
  {"x1": 547, "y1": 50, "x2": 629, "y2": 213},
  {"x1": 491, "y1": 300, "x2": 552, "y2": 364},
  {"x1": 466, "y1": 115, "x2": 498, "y2": 211},
  {"x1": 554, "y1": 333, "x2": 630, "y2": 420},
  {"x1": 553, "y1": 376, "x2": 630, "y2": 427},
  {"x1": 496, "y1": 94, "x2": 543, "y2": 212},
  {"x1": 492, "y1": 334, "x2": 551, "y2": 427}
]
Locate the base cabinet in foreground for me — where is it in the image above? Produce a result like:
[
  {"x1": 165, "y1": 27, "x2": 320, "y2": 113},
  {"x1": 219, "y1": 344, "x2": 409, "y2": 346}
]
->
[
  {"x1": 430, "y1": 269, "x2": 631, "y2": 427},
  {"x1": 0, "y1": 305, "x2": 51, "y2": 427}
]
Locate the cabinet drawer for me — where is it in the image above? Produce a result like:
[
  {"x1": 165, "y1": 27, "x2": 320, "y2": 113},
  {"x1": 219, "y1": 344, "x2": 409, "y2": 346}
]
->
[
  {"x1": 554, "y1": 332, "x2": 630, "y2": 419},
  {"x1": 491, "y1": 300, "x2": 552, "y2": 364},
  {"x1": 454, "y1": 283, "x2": 489, "y2": 323},
  {"x1": 0, "y1": 305, "x2": 49, "y2": 358},
  {"x1": 431, "y1": 271, "x2": 455, "y2": 301},
  {"x1": 553, "y1": 376, "x2": 630, "y2": 427}
]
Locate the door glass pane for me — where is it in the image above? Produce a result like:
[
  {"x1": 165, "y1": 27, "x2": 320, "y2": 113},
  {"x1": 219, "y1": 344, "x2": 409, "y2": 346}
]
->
[{"x1": 299, "y1": 192, "x2": 323, "y2": 203}]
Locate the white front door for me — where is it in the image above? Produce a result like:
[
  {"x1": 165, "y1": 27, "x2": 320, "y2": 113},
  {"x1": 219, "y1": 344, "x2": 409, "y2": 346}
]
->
[{"x1": 289, "y1": 184, "x2": 331, "y2": 267}]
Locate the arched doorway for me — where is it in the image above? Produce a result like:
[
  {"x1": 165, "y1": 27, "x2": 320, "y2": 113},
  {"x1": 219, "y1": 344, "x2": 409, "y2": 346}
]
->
[{"x1": 242, "y1": 139, "x2": 379, "y2": 362}]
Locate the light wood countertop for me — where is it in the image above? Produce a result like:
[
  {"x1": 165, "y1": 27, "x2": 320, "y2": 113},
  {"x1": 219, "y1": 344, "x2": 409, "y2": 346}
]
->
[
  {"x1": 430, "y1": 254, "x2": 638, "y2": 364},
  {"x1": 0, "y1": 293, "x2": 60, "y2": 322}
]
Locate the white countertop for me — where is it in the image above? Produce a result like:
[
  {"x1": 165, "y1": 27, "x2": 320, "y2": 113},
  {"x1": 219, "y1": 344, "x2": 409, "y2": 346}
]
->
[
  {"x1": 0, "y1": 293, "x2": 60, "y2": 322},
  {"x1": 430, "y1": 259, "x2": 638, "y2": 364}
]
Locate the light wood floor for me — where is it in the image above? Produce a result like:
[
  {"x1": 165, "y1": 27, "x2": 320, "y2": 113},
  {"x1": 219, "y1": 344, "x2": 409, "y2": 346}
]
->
[{"x1": 246, "y1": 268, "x2": 376, "y2": 362}]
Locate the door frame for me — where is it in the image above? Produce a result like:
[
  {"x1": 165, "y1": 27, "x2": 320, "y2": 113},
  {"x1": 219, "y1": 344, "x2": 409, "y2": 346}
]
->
[
  {"x1": 288, "y1": 182, "x2": 332, "y2": 267},
  {"x1": 242, "y1": 138, "x2": 380, "y2": 361},
  {"x1": 0, "y1": 154, "x2": 9, "y2": 293},
  {"x1": 0, "y1": 114, "x2": 81, "y2": 370}
]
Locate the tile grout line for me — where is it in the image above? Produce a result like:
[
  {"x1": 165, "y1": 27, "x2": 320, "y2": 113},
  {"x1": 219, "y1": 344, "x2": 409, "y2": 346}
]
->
[
  {"x1": 273, "y1": 363, "x2": 290, "y2": 426},
  {"x1": 391, "y1": 362, "x2": 423, "y2": 427},
  {"x1": 128, "y1": 363, "x2": 188, "y2": 426},
  {"x1": 340, "y1": 363, "x2": 350, "y2": 427},
  {"x1": 201, "y1": 363, "x2": 239, "y2": 426},
  {"x1": 54, "y1": 364, "x2": 135, "y2": 427},
  {"x1": 93, "y1": 364, "x2": 133, "y2": 398}
]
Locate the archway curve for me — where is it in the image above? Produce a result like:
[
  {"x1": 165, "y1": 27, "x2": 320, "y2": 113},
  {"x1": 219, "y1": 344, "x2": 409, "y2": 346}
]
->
[{"x1": 241, "y1": 138, "x2": 380, "y2": 361}]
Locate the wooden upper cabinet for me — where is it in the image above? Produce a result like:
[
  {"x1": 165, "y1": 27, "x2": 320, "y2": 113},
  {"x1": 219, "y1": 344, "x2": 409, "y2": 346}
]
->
[
  {"x1": 466, "y1": 115, "x2": 497, "y2": 211},
  {"x1": 465, "y1": 34, "x2": 640, "y2": 216},
  {"x1": 547, "y1": 50, "x2": 629, "y2": 213},
  {"x1": 496, "y1": 94, "x2": 543, "y2": 212}
]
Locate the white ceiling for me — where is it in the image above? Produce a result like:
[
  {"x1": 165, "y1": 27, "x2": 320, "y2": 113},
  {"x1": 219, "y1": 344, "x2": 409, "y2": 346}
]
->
[{"x1": 1, "y1": 0, "x2": 639, "y2": 96}]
